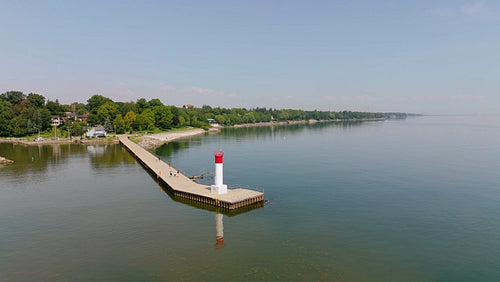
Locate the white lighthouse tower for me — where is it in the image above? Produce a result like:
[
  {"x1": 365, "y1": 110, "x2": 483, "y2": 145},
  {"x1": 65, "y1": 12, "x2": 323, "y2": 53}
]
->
[{"x1": 211, "y1": 150, "x2": 228, "y2": 194}]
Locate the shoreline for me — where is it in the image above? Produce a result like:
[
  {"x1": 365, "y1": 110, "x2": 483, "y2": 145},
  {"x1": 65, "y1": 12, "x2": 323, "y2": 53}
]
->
[
  {"x1": 0, "y1": 118, "x2": 385, "y2": 149},
  {"x1": 0, "y1": 137, "x2": 120, "y2": 146},
  {"x1": 138, "y1": 118, "x2": 385, "y2": 149},
  {"x1": 135, "y1": 128, "x2": 208, "y2": 149},
  {"x1": 226, "y1": 117, "x2": 385, "y2": 128}
]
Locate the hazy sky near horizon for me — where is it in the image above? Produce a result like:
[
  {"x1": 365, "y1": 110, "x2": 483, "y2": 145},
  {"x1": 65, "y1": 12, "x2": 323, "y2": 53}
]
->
[{"x1": 1, "y1": 0, "x2": 499, "y2": 114}]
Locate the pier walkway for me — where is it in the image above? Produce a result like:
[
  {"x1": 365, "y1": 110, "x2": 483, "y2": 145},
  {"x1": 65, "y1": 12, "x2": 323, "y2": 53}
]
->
[{"x1": 119, "y1": 135, "x2": 264, "y2": 209}]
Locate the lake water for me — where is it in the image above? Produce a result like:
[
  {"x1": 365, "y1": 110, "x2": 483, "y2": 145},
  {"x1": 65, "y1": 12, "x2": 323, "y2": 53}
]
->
[{"x1": 1, "y1": 115, "x2": 499, "y2": 281}]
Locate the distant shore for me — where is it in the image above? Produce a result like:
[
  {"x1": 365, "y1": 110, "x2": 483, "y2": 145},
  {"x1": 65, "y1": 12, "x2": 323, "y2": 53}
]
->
[
  {"x1": 226, "y1": 118, "x2": 385, "y2": 128},
  {"x1": 137, "y1": 118, "x2": 385, "y2": 149}
]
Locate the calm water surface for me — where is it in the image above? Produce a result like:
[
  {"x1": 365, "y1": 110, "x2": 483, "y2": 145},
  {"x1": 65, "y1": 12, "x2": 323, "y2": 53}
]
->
[{"x1": 1, "y1": 115, "x2": 499, "y2": 281}]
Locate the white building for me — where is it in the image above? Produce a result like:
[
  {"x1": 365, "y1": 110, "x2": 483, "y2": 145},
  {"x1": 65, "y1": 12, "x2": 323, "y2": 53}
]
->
[{"x1": 86, "y1": 126, "x2": 107, "y2": 138}]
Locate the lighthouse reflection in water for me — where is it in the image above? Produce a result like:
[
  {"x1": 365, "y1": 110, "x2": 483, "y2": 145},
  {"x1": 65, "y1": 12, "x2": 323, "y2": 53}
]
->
[{"x1": 215, "y1": 213, "x2": 225, "y2": 249}]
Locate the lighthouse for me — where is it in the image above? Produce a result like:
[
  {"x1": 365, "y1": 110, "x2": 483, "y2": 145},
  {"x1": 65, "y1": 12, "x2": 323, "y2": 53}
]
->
[{"x1": 211, "y1": 150, "x2": 228, "y2": 194}]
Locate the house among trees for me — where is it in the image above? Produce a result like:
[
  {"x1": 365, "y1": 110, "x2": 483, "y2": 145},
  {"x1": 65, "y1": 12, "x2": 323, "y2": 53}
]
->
[
  {"x1": 85, "y1": 125, "x2": 106, "y2": 138},
  {"x1": 63, "y1": 112, "x2": 88, "y2": 123},
  {"x1": 51, "y1": 112, "x2": 89, "y2": 128}
]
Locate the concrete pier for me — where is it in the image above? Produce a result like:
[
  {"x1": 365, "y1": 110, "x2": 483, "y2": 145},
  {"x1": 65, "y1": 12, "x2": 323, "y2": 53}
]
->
[{"x1": 119, "y1": 135, "x2": 264, "y2": 210}]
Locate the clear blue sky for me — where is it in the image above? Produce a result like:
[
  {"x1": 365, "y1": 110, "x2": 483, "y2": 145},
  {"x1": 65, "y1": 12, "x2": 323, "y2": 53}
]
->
[{"x1": 1, "y1": 0, "x2": 499, "y2": 114}]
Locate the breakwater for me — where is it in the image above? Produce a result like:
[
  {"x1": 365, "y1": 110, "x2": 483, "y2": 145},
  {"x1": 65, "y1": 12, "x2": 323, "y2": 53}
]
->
[{"x1": 119, "y1": 135, "x2": 264, "y2": 209}]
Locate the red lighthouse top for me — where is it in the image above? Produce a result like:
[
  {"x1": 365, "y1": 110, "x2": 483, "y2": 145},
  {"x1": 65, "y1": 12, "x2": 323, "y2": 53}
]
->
[{"x1": 214, "y1": 150, "x2": 224, "y2": 163}]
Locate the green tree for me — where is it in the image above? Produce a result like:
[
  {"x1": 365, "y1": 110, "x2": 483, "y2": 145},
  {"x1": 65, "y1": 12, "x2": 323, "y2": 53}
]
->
[
  {"x1": 123, "y1": 111, "x2": 136, "y2": 131},
  {"x1": 140, "y1": 109, "x2": 155, "y2": 130},
  {"x1": 87, "y1": 113, "x2": 99, "y2": 126},
  {"x1": 104, "y1": 117, "x2": 113, "y2": 133},
  {"x1": 148, "y1": 98, "x2": 164, "y2": 108},
  {"x1": 46, "y1": 100, "x2": 63, "y2": 115},
  {"x1": 0, "y1": 91, "x2": 25, "y2": 105},
  {"x1": 134, "y1": 109, "x2": 154, "y2": 131},
  {"x1": 228, "y1": 113, "x2": 242, "y2": 124},
  {"x1": 10, "y1": 116, "x2": 28, "y2": 136},
  {"x1": 135, "y1": 98, "x2": 148, "y2": 114},
  {"x1": 277, "y1": 110, "x2": 289, "y2": 121},
  {"x1": 26, "y1": 119, "x2": 34, "y2": 135},
  {"x1": 0, "y1": 100, "x2": 13, "y2": 136},
  {"x1": 116, "y1": 101, "x2": 136, "y2": 116},
  {"x1": 40, "y1": 109, "x2": 52, "y2": 131},
  {"x1": 87, "y1": 94, "x2": 113, "y2": 114},
  {"x1": 30, "y1": 110, "x2": 43, "y2": 131},
  {"x1": 69, "y1": 121, "x2": 86, "y2": 136},
  {"x1": 113, "y1": 114, "x2": 126, "y2": 134},
  {"x1": 97, "y1": 102, "x2": 118, "y2": 124},
  {"x1": 172, "y1": 108, "x2": 190, "y2": 127},
  {"x1": 12, "y1": 99, "x2": 31, "y2": 116},
  {"x1": 202, "y1": 104, "x2": 212, "y2": 113},
  {"x1": 60, "y1": 103, "x2": 71, "y2": 112},
  {"x1": 177, "y1": 116, "x2": 186, "y2": 127},
  {"x1": 215, "y1": 115, "x2": 225, "y2": 125},
  {"x1": 243, "y1": 112, "x2": 256, "y2": 123},
  {"x1": 27, "y1": 93, "x2": 45, "y2": 108},
  {"x1": 153, "y1": 105, "x2": 173, "y2": 129}
]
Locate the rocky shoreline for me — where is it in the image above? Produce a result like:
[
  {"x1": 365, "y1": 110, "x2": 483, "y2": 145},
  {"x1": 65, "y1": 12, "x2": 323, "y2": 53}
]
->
[
  {"x1": 0, "y1": 156, "x2": 14, "y2": 165},
  {"x1": 133, "y1": 128, "x2": 208, "y2": 149}
]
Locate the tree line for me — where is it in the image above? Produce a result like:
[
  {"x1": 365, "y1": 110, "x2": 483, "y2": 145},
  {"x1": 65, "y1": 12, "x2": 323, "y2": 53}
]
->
[{"x1": 0, "y1": 91, "x2": 387, "y2": 137}]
